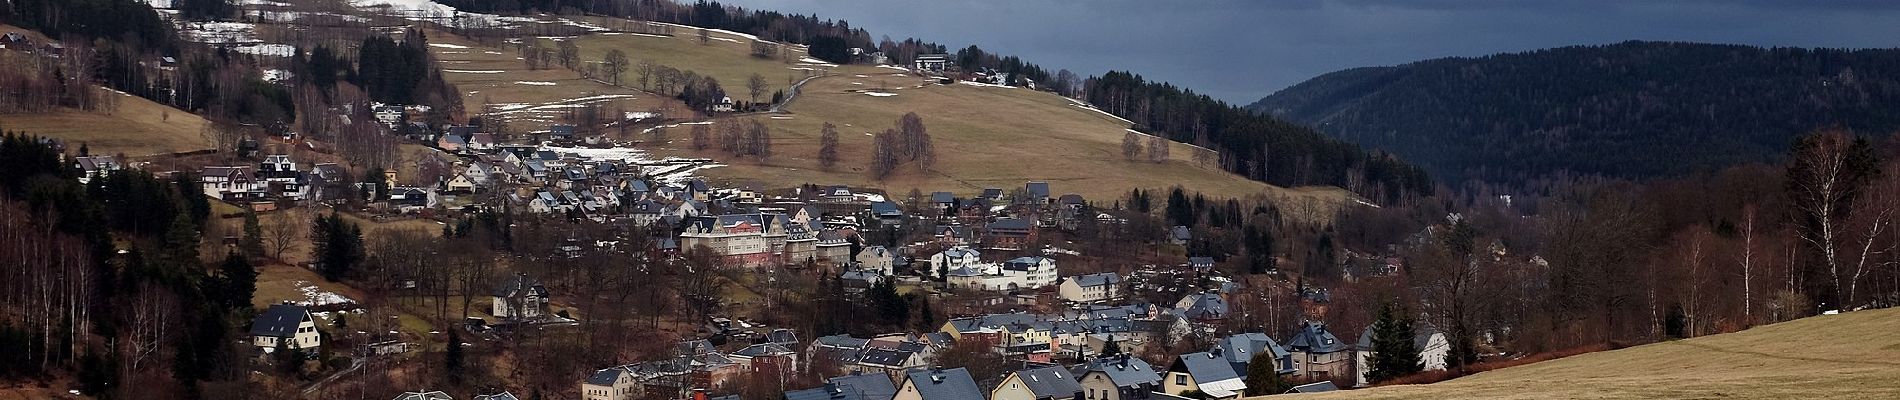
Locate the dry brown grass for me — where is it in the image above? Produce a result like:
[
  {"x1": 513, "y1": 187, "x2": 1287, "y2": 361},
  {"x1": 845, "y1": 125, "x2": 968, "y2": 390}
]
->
[
  {"x1": 426, "y1": 31, "x2": 675, "y2": 125},
  {"x1": 641, "y1": 75, "x2": 1349, "y2": 209},
  {"x1": 1281, "y1": 308, "x2": 1900, "y2": 399},
  {"x1": 0, "y1": 87, "x2": 213, "y2": 157}
]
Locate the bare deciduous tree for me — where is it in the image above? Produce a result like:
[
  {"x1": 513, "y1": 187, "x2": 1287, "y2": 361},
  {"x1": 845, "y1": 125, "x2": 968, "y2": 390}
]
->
[{"x1": 818, "y1": 122, "x2": 840, "y2": 170}]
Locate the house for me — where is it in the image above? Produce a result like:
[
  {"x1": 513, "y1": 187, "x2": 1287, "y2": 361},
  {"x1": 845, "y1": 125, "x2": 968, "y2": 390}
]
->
[
  {"x1": 1354, "y1": 323, "x2": 1449, "y2": 387},
  {"x1": 1024, "y1": 181, "x2": 1051, "y2": 204},
  {"x1": 711, "y1": 96, "x2": 736, "y2": 112},
  {"x1": 946, "y1": 257, "x2": 1058, "y2": 292},
  {"x1": 438, "y1": 133, "x2": 468, "y2": 152},
  {"x1": 1165, "y1": 350, "x2": 1245, "y2": 399},
  {"x1": 986, "y1": 217, "x2": 1035, "y2": 250},
  {"x1": 980, "y1": 188, "x2": 1005, "y2": 201},
  {"x1": 731, "y1": 343, "x2": 799, "y2": 376},
  {"x1": 446, "y1": 173, "x2": 477, "y2": 193},
  {"x1": 857, "y1": 246, "x2": 895, "y2": 275},
  {"x1": 258, "y1": 154, "x2": 299, "y2": 182},
  {"x1": 870, "y1": 201, "x2": 904, "y2": 226},
  {"x1": 1216, "y1": 333, "x2": 1296, "y2": 378},
  {"x1": 200, "y1": 166, "x2": 266, "y2": 201},
  {"x1": 841, "y1": 270, "x2": 884, "y2": 292},
  {"x1": 1284, "y1": 322, "x2": 1351, "y2": 381},
  {"x1": 73, "y1": 155, "x2": 123, "y2": 183},
  {"x1": 250, "y1": 304, "x2": 321, "y2": 352},
  {"x1": 784, "y1": 372, "x2": 898, "y2": 400},
  {"x1": 1059, "y1": 272, "x2": 1124, "y2": 303},
  {"x1": 551, "y1": 124, "x2": 577, "y2": 141},
  {"x1": 473, "y1": 392, "x2": 521, "y2": 400},
  {"x1": 492, "y1": 273, "x2": 550, "y2": 321},
  {"x1": 389, "y1": 186, "x2": 435, "y2": 209},
  {"x1": 1175, "y1": 291, "x2": 1229, "y2": 323},
  {"x1": 1076, "y1": 355, "x2": 1164, "y2": 400},
  {"x1": 928, "y1": 247, "x2": 982, "y2": 279},
  {"x1": 1185, "y1": 257, "x2": 1215, "y2": 272},
  {"x1": 912, "y1": 54, "x2": 950, "y2": 73},
  {"x1": 582, "y1": 366, "x2": 643, "y2": 400},
  {"x1": 934, "y1": 226, "x2": 971, "y2": 246},
  {"x1": 392, "y1": 391, "x2": 453, "y2": 400},
  {"x1": 930, "y1": 191, "x2": 956, "y2": 212},
  {"x1": 679, "y1": 213, "x2": 799, "y2": 268},
  {"x1": 849, "y1": 347, "x2": 927, "y2": 380},
  {"x1": 895, "y1": 368, "x2": 982, "y2": 400},
  {"x1": 1169, "y1": 226, "x2": 1191, "y2": 246},
  {"x1": 992, "y1": 365, "x2": 1083, "y2": 400}
]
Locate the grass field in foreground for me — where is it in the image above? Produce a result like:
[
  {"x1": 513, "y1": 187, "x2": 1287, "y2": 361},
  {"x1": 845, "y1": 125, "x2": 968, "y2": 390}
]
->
[
  {"x1": 0, "y1": 87, "x2": 213, "y2": 157},
  {"x1": 1282, "y1": 307, "x2": 1900, "y2": 399},
  {"x1": 640, "y1": 74, "x2": 1350, "y2": 212}
]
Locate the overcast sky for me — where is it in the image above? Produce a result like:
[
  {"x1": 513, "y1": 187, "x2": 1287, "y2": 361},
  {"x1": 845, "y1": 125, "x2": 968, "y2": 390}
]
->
[{"x1": 719, "y1": 0, "x2": 1900, "y2": 104}]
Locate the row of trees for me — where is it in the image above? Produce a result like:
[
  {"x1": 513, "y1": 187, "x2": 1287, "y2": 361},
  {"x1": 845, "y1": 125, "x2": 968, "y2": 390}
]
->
[{"x1": 870, "y1": 112, "x2": 935, "y2": 179}]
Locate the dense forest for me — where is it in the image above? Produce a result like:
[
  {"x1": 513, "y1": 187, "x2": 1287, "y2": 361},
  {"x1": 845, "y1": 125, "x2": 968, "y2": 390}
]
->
[
  {"x1": 1248, "y1": 41, "x2": 1900, "y2": 186},
  {"x1": 1089, "y1": 71, "x2": 1434, "y2": 204}
]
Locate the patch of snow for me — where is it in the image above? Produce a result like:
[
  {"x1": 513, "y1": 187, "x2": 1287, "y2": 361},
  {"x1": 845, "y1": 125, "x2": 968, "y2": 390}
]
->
[
  {"x1": 855, "y1": 193, "x2": 887, "y2": 203},
  {"x1": 768, "y1": 116, "x2": 793, "y2": 119},
  {"x1": 1353, "y1": 198, "x2": 1382, "y2": 208},
  {"x1": 854, "y1": 74, "x2": 869, "y2": 78},
  {"x1": 876, "y1": 64, "x2": 910, "y2": 71},
  {"x1": 797, "y1": 57, "x2": 838, "y2": 67},
  {"x1": 862, "y1": 92, "x2": 897, "y2": 97},
  {"x1": 1043, "y1": 247, "x2": 1082, "y2": 256},
  {"x1": 443, "y1": 69, "x2": 507, "y2": 74},
  {"x1": 648, "y1": 21, "x2": 762, "y2": 42},
  {"x1": 262, "y1": 69, "x2": 293, "y2": 83},
  {"x1": 234, "y1": 43, "x2": 296, "y2": 57},
  {"x1": 293, "y1": 280, "x2": 354, "y2": 307},
  {"x1": 515, "y1": 81, "x2": 558, "y2": 86},
  {"x1": 483, "y1": 50, "x2": 503, "y2": 55},
  {"x1": 708, "y1": 37, "x2": 740, "y2": 43},
  {"x1": 959, "y1": 80, "x2": 1013, "y2": 89},
  {"x1": 1068, "y1": 97, "x2": 1136, "y2": 126},
  {"x1": 428, "y1": 43, "x2": 471, "y2": 49},
  {"x1": 625, "y1": 111, "x2": 659, "y2": 120}
]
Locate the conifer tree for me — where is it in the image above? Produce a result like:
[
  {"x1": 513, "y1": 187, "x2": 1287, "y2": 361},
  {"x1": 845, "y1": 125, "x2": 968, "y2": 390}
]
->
[{"x1": 1367, "y1": 302, "x2": 1424, "y2": 384}]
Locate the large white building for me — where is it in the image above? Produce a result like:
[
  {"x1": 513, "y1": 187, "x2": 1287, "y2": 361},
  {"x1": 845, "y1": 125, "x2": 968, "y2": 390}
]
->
[
  {"x1": 1059, "y1": 272, "x2": 1124, "y2": 303},
  {"x1": 946, "y1": 257, "x2": 1058, "y2": 292}
]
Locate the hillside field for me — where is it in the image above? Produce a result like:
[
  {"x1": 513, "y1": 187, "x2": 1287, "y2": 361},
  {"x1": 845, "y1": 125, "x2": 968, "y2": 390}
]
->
[
  {"x1": 1283, "y1": 308, "x2": 1900, "y2": 399},
  {"x1": 0, "y1": 87, "x2": 214, "y2": 157}
]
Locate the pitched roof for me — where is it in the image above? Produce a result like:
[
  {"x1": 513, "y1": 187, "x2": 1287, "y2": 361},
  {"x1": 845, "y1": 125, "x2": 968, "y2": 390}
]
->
[
  {"x1": 585, "y1": 366, "x2": 630, "y2": 385},
  {"x1": 1286, "y1": 322, "x2": 1349, "y2": 354},
  {"x1": 939, "y1": 247, "x2": 980, "y2": 259},
  {"x1": 249, "y1": 304, "x2": 310, "y2": 338},
  {"x1": 856, "y1": 348, "x2": 915, "y2": 367},
  {"x1": 1080, "y1": 356, "x2": 1161, "y2": 388},
  {"x1": 492, "y1": 273, "x2": 548, "y2": 298},
  {"x1": 734, "y1": 343, "x2": 794, "y2": 357},
  {"x1": 904, "y1": 368, "x2": 983, "y2": 400},
  {"x1": 988, "y1": 217, "x2": 1032, "y2": 231},
  {"x1": 1068, "y1": 272, "x2": 1121, "y2": 288},
  {"x1": 930, "y1": 191, "x2": 956, "y2": 203},
  {"x1": 831, "y1": 372, "x2": 898, "y2": 400},
  {"x1": 473, "y1": 392, "x2": 521, "y2": 400},
  {"x1": 1012, "y1": 365, "x2": 1083, "y2": 399},
  {"x1": 1178, "y1": 292, "x2": 1229, "y2": 319},
  {"x1": 391, "y1": 391, "x2": 453, "y2": 400},
  {"x1": 1025, "y1": 181, "x2": 1050, "y2": 199}
]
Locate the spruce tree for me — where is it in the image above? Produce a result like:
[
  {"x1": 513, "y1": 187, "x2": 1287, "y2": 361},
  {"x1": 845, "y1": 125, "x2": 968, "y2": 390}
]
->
[
  {"x1": 444, "y1": 329, "x2": 465, "y2": 383},
  {"x1": 1101, "y1": 335, "x2": 1122, "y2": 357},
  {"x1": 1367, "y1": 302, "x2": 1424, "y2": 384},
  {"x1": 219, "y1": 251, "x2": 256, "y2": 311},
  {"x1": 240, "y1": 210, "x2": 265, "y2": 259},
  {"x1": 1242, "y1": 350, "x2": 1290, "y2": 395}
]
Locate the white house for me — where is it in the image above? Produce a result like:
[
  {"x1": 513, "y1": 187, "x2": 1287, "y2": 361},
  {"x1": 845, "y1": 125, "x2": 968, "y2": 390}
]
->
[
  {"x1": 250, "y1": 304, "x2": 321, "y2": 352},
  {"x1": 857, "y1": 245, "x2": 895, "y2": 275},
  {"x1": 200, "y1": 166, "x2": 266, "y2": 201},
  {"x1": 492, "y1": 273, "x2": 550, "y2": 321},
  {"x1": 1353, "y1": 324, "x2": 1449, "y2": 387},
  {"x1": 927, "y1": 247, "x2": 982, "y2": 278},
  {"x1": 946, "y1": 257, "x2": 1057, "y2": 292},
  {"x1": 1059, "y1": 272, "x2": 1124, "y2": 303}
]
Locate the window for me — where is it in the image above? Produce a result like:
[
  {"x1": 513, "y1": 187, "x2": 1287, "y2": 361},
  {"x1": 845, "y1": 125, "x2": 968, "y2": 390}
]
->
[{"x1": 1175, "y1": 375, "x2": 1186, "y2": 385}]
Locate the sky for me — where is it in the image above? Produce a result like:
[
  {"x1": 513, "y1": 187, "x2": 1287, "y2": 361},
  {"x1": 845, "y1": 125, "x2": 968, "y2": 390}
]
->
[{"x1": 718, "y1": 0, "x2": 1900, "y2": 104}]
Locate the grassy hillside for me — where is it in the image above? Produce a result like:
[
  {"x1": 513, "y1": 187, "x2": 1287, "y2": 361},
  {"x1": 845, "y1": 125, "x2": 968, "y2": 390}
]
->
[
  {"x1": 1284, "y1": 308, "x2": 1900, "y2": 399},
  {"x1": 0, "y1": 87, "x2": 213, "y2": 157},
  {"x1": 438, "y1": 15, "x2": 1350, "y2": 211},
  {"x1": 646, "y1": 74, "x2": 1349, "y2": 208}
]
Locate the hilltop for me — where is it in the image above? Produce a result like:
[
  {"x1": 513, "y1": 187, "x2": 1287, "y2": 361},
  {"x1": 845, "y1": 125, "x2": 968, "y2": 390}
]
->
[
  {"x1": 1280, "y1": 308, "x2": 1900, "y2": 399},
  {"x1": 1248, "y1": 41, "x2": 1900, "y2": 184}
]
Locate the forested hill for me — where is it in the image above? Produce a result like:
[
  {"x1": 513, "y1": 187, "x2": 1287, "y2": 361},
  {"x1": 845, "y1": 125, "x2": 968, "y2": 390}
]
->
[{"x1": 1247, "y1": 41, "x2": 1900, "y2": 185}]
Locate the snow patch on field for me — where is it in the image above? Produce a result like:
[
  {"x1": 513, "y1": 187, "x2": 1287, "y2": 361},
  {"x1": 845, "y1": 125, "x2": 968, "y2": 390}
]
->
[
  {"x1": 178, "y1": 22, "x2": 257, "y2": 44},
  {"x1": 649, "y1": 21, "x2": 761, "y2": 42},
  {"x1": 862, "y1": 92, "x2": 897, "y2": 97},
  {"x1": 959, "y1": 80, "x2": 1013, "y2": 89},
  {"x1": 294, "y1": 281, "x2": 353, "y2": 306},
  {"x1": 443, "y1": 69, "x2": 507, "y2": 74},
  {"x1": 798, "y1": 57, "x2": 838, "y2": 67},
  {"x1": 625, "y1": 112, "x2": 659, "y2": 120},
  {"x1": 429, "y1": 43, "x2": 470, "y2": 49},
  {"x1": 515, "y1": 81, "x2": 558, "y2": 86},
  {"x1": 877, "y1": 65, "x2": 910, "y2": 71}
]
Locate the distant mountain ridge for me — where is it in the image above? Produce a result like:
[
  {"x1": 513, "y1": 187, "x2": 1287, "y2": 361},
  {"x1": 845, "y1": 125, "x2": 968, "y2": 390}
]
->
[{"x1": 1247, "y1": 41, "x2": 1900, "y2": 185}]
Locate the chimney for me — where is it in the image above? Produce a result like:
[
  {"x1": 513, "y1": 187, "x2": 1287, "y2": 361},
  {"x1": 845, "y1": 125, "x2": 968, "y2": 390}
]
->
[{"x1": 693, "y1": 388, "x2": 709, "y2": 400}]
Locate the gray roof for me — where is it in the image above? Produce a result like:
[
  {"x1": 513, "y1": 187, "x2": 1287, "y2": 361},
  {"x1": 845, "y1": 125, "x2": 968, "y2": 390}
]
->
[
  {"x1": 1025, "y1": 182, "x2": 1050, "y2": 199},
  {"x1": 1287, "y1": 381, "x2": 1340, "y2": 393},
  {"x1": 249, "y1": 304, "x2": 310, "y2": 338},
  {"x1": 904, "y1": 368, "x2": 983, "y2": 400},
  {"x1": 871, "y1": 201, "x2": 903, "y2": 217},
  {"x1": 1180, "y1": 293, "x2": 1229, "y2": 319},
  {"x1": 856, "y1": 348, "x2": 915, "y2": 367},
  {"x1": 1286, "y1": 322, "x2": 1349, "y2": 354},
  {"x1": 1012, "y1": 365, "x2": 1083, "y2": 399},
  {"x1": 768, "y1": 328, "x2": 799, "y2": 345},
  {"x1": 734, "y1": 343, "x2": 794, "y2": 357},
  {"x1": 473, "y1": 392, "x2": 520, "y2": 400},
  {"x1": 1217, "y1": 332, "x2": 1293, "y2": 376},
  {"x1": 586, "y1": 366, "x2": 630, "y2": 385},
  {"x1": 989, "y1": 217, "x2": 1032, "y2": 231},
  {"x1": 392, "y1": 391, "x2": 453, "y2": 400},
  {"x1": 787, "y1": 372, "x2": 898, "y2": 400},
  {"x1": 492, "y1": 273, "x2": 548, "y2": 298},
  {"x1": 1171, "y1": 226, "x2": 1192, "y2": 240},
  {"x1": 1187, "y1": 256, "x2": 1215, "y2": 266},
  {"x1": 816, "y1": 334, "x2": 871, "y2": 350},
  {"x1": 1175, "y1": 351, "x2": 1241, "y2": 383},
  {"x1": 1068, "y1": 272, "x2": 1121, "y2": 288},
  {"x1": 940, "y1": 247, "x2": 980, "y2": 259},
  {"x1": 1080, "y1": 356, "x2": 1161, "y2": 388},
  {"x1": 931, "y1": 191, "x2": 956, "y2": 203}
]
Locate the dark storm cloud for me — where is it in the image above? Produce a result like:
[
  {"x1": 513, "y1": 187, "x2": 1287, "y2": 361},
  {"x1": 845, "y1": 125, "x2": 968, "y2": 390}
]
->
[{"x1": 720, "y1": 0, "x2": 1900, "y2": 103}]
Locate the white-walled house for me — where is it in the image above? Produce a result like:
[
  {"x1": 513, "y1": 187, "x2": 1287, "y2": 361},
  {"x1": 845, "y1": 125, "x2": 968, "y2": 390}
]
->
[
  {"x1": 1353, "y1": 324, "x2": 1449, "y2": 387},
  {"x1": 250, "y1": 304, "x2": 321, "y2": 352},
  {"x1": 928, "y1": 247, "x2": 982, "y2": 278},
  {"x1": 492, "y1": 273, "x2": 550, "y2": 321},
  {"x1": 945, "y1": 257, "x2": 1057, "y2": 292},
  {"x1": 858, "y1": 245, "x2": 895, "y2": 275},
  {"x1": 1059, "y1": 272, "x2": 1124, "y2": 303}
]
